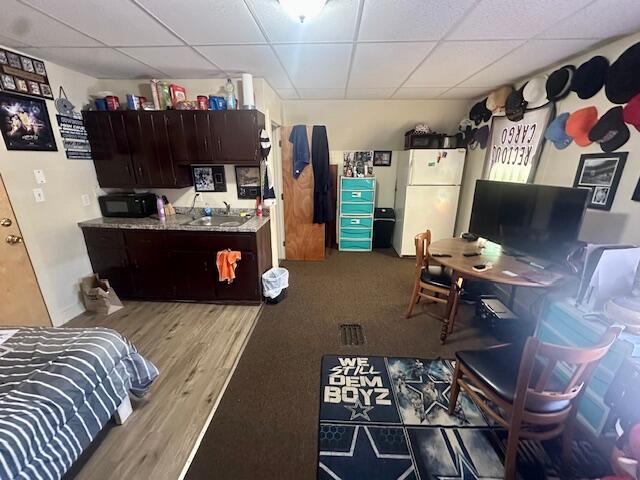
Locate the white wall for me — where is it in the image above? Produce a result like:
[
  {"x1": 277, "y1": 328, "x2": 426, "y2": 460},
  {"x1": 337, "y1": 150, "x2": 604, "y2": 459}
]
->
[
  {"x1": 456, "y1": 32, "x2": 640, "y2": 246},
  {"x1": 0, "y1": 45, "x2": 103, "y2": 326}
]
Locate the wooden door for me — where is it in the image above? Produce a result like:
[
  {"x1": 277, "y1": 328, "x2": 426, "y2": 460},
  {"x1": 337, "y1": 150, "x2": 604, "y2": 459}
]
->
[
  {"x1": 169, "y1": 250, "x2": 216, "y2": 301},
  {"x1": 0, "y1": 175, "x2": 50, "y2": 326},
  {"x1": 125, "y1": 231, "x2": 169, "y2": 299},
  {"x1": 214, "y1": 251, "x2": 260, "y2": 300},
  {"x1": 281, "y1": 126, "x2": 325, "y2": 261},
  {"x1": 213, "y1": 111, "x2": 262, "y2": 165},
  {"x1": 194, "y1": 111, "x2": 214, "y2": 164},
  {"x1": 151, "y1": 112, "x2": 192, "y2": 188}
]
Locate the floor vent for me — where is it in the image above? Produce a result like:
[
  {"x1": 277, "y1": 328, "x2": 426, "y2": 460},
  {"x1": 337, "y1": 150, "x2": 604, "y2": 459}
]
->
[{"x1": 339, "y1": 324, "x2": 365, "y2": 346}]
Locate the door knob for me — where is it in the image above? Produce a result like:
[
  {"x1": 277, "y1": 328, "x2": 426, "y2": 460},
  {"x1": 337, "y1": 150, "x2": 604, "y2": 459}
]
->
[
  {"x1": 6, "y1": 235, "x2": 23, "y2": 245},
  {"x1": 0, "y1": 218, "x2": 11, "y2": 227}
]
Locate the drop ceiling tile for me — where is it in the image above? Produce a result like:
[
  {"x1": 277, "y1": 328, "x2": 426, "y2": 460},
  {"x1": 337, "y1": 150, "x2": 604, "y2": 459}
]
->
[
  {"x1": 0, "y1": 0, "x2": 100, "y2": 47},
  {"x1": 136, "y1": 0, "x2": 265, "y2": 44},
  {"x1": 346, "y1": 88, "x2": 395, "y2": 99},
  {"x1": 359, "y1": 0, "x2": 476, "y2": 41},
  {"x1": 439, "y1": 87, "x2": 490, "y2": 99},
  {"x1": 0, "y1": 34, "x2": 31, "y2": 48},
  {"x1": 449, "y1": 0, "x2": 592, "y2": 40},
  {"x1": 23, "y1": 0, "x2": 182, "y2": 46},
  {"x1": 296, "y1": 89, "x2": 346, "y2": 99},
  {"x1": 197, "y1": 45, "x2": 292, "y2": 89},
  {"x1": 349, "y1": 42, "x2": 436, "y2": 88},
  {"x1": 247, "y1": 0, "x2": 359, "y2": 43},
  {"x1": 276, "y1": 88, "x2": 299, "y2": 100},
  {"x1": 459, "y1": 38, "x2": 599, "y2": 88},
  {"x1": 274, "y1": 44, "x2": 351, "y2": 88},
  {"x1": 405, "y1": 40, "x2": 523, "y2": 87},
  {"x1": 392, "y1": 87, "x2": 449, "y2": 99},
  {"x1": 120, "y1": 46, "x2": 221, "y2": 78},
  {"x1": 22, "y1": 47, "x2": 163, "y2": 78},
  {"x1": 538, "y1": 0, "x2": 640, "y2": 39}
]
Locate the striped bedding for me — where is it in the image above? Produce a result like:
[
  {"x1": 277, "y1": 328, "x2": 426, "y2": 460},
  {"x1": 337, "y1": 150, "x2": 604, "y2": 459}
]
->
[{"x1": 0, "y1": 327, "x2": 159, "y2": 480}]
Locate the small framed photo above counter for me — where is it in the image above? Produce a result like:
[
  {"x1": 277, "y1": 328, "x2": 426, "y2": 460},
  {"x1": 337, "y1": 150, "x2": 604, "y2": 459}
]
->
[
  {"x1": 192, "y1": 165, "x2": 226, "y2": 192},
  {"x1": 235, "y1": 166, "x2": 260, "y2": 199},
  {"x1": 373, "y1": 150, "x2": 392, "y2": 166},
  {"x1": 573, "y1": 152, "x2": 627, "y2": 211},
  {"x1": 0, "y1": 91, "x2": 57, "y2": 151}
]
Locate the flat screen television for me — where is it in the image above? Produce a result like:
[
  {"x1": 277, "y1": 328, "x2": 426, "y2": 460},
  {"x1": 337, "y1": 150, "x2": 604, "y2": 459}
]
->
[{"x1": 469, "y1": 180, "x2": 589, "y2": 262}]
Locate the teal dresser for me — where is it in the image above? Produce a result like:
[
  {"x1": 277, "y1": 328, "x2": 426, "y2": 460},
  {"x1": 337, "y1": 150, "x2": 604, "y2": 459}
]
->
[
  {"x1": 339, "y1": 177, "x2": 375, "y2": 251},
  {"x1": 536, "y1": 298, "x2": 640, "y2": 437}
]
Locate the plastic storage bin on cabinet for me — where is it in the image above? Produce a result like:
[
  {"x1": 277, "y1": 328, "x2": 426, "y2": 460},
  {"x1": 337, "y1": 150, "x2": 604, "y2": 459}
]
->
[
  {"x1": 339, "y1": 177, "x2": 375, "y2": 252},
  {"x1": 373, "y1": 208, "x2": 395, "y2": 248}
]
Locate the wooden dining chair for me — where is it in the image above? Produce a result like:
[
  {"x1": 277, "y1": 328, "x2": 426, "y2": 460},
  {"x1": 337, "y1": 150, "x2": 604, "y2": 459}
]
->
[
  {"x1": 448, "y1": 325, "x2": 623, "y2": 480},
  {"x1": 405, "y1": 231, "x2": 462, "y2": 333}
]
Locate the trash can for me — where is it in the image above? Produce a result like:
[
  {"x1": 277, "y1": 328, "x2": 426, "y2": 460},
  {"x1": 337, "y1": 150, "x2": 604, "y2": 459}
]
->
[
  {"x1": 262, "y1": 267, "x2": 289, "y2": 304},
  {"x1": 373, "y1": 208, "x2": 395, "y2": 248}
]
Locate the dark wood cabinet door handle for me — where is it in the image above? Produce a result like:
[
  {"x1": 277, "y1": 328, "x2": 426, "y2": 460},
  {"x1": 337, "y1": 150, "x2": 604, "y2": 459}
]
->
[
  {"x1": 204, "y1": 137, "x2": 208, "y2": 153},
  {"x1": 203, "y1": 261, "x2": 208, "y2": 272},
  {"x1": 217, "y1": 138, "x2": 221, "y2": 151}
]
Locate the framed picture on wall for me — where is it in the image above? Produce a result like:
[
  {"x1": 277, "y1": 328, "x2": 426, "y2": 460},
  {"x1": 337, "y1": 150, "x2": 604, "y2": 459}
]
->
[
  {"x1": 373, "y1": 150, "x2": 392, "y2": 167},
  {"x1": 573, "y1": 152, "x2": 627, "y2": 211},
  {"x1": 0, "y1": 91, "x2": 57, "y2": 151},
  {"x1": 192, "y1": 165, "x2": 226, "y2": 192},
  {"x1": 235, "y1": 166, "x2": 260, "y2": 199}
]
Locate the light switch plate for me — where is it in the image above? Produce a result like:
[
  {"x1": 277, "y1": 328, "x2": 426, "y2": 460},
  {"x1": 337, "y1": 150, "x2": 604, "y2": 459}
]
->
[
  {"x1": 33, "y1": 188, "x2": 45, "y2": 202},
  {"x1": 33, "y1": 169, "x2": 46, "y2": 184},
  {"x1": 81, "y1": 194, "x2": 91, "y2": 207}
]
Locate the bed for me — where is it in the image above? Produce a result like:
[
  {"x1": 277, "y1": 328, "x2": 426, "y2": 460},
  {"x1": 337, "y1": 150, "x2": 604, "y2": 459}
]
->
[{"x1": 0, "y1": 327, "x2": 159, "y2": 480}]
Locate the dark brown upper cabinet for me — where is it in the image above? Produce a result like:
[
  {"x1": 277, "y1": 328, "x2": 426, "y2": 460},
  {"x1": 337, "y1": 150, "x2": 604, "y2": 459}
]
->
[{"x1": 83, "y1": 109, "x2": 265, "y2": 189}]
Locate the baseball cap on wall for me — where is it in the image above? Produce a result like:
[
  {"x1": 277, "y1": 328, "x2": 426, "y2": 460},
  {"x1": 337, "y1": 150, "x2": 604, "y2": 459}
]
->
[
  {"x1": 588, "y1": 106, "x2": 630, "y2": 152},
  {"x1": 505, "y1": 86, "x2": 527, "y2": 122},
  {"x1": 623, "y1": 93, "x2": 640, "y2": 132},
  {"x1": 469, "y1": 98, "x2": 492, "y2": 125},
  {"x1": 565, "y1": 106, "x2": 598, "y2": 147},
  {"x1": 475, "y1": 125, "x2": 490, "y2": 149},
  {"x1": 486, "y1": 85, "x2": 513, "y2": 114},
  {"x1": 546, "y1": 65, "x2": 576, "y2": 102},
  {"x1": 523, "y1": 76, "x2": 548, "y2": 108},
  {"x1": 605, "y1": 41, "x2": 640, "y2": 104},
  {"x1": 572, "y1": 56, "x2": 609, "y2": 99},
  {"x1": 544, "y1": 113, "x2": 572, "y2": 149}
]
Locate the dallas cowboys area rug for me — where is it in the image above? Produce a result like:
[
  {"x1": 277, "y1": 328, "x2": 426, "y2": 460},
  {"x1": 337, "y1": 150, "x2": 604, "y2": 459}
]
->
[{"x1": 317, "y1": 355, "x2": 610, "y2": 480}]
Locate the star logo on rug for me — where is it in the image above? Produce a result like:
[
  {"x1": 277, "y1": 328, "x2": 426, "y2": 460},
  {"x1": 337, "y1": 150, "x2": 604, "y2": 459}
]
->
[{"x1": 344, "y1": 399, "x2": 374, "y2": 421}]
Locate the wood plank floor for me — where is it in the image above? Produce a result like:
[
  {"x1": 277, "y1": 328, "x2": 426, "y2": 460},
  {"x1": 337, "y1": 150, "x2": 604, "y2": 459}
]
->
[{"x1": 63, "y1": 301, "x2": 261, "y2": 480}]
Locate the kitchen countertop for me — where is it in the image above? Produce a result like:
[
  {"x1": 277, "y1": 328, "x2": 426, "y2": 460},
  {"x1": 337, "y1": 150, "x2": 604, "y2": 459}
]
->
[{"x1": 78, "y1": 213, "x2": 270, "y2": 233}]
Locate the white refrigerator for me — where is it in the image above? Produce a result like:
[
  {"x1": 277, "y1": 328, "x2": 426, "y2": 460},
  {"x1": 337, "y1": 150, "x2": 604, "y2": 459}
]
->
[{"x1": 392, "y1": 149, "x2": 466, "y2": 257}]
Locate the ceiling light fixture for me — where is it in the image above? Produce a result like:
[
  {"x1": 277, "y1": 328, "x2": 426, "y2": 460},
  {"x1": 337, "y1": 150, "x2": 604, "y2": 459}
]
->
[{"x1": 279, "y1": 0, "x2": 327, "y2": 23}]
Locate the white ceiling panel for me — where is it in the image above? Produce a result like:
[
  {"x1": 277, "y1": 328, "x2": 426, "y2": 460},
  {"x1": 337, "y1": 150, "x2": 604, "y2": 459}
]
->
[
  {"x1": 136, "y1": 0, "x2": 265, "y2": 45},
  {"x1": 120, "y1": 46, "x2": 222, "y2": 78},
  {"x1": 248, "y1": 0, "x2": 359, "y2": 43},
  {"x1": 392, "y1": 87, "x2": 449, "y2": 99},
  {"x1": 439, "y1": 86, "x2": 490, "y2": 99},
  {"x1": 346, "y1": 88, "x2": 395, "y2": 99},
  {"x1": 538, "y1": 0, "x2": 640, "y2": 40},
  {"x1": 459, "y1": 38, "x2": 598, "y2": 87},
  {"x1": 359, "y1": 0, "x2": 476, "y2": 41},
  {"x1": 405, "y1": 40, "x2": 522, "y2": 87},
  {"x1": 0, "y1": 33, "x2": 31, "y2": 48},
  {"x1": 449, "y1": 0, "x2": 592, "y2": 40},
  {"x1": 197, "y1": 45, "x2": 292, "y2": 88},
  {"x1": 0, "y1": 0, "x2": 100, "y2": 47},
  {"x1": 276, "y1": 88, "x2": 299, "y2": 100},
  {"x1": 23, "y1": 0, "x2": 182, "y2": 46},
  {"x1": 274, "y1": 44, "x2": 351, "y2": 88},
  {"x1": 349, "y1": 42, "x2": 436, "y2": 88},
  {"x1": 22, "y1": 47, "x2": 163, "y2": 78},
  {"x1": 296, "y1": 88, "x2": 346, "y2": 99}
]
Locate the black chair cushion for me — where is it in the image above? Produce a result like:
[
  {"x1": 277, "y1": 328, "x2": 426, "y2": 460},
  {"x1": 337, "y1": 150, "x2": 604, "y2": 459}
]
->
[
  {"x1": 420, "y1": 266, "x2": 451, "y2": 289},
  {"x1": 456, "y1": 344, "x2": 570, "y2": 413}
]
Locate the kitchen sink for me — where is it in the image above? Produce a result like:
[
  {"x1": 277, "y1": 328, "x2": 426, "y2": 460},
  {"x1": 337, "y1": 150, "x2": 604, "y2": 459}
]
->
[{"x1": 186, "y1": 215, "x2": 250, "y2": 227}]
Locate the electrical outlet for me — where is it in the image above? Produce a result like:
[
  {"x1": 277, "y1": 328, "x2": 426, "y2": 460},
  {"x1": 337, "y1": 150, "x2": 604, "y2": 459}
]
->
[
  {"x1": 81, "y1": 194, "x2": 91, "y2": 207},
  {"x1": 34, "y1": 169, "x2": 46, "y2": 184},
  {"x1": 33, "y1": 188, "x2": 45, "y2": 203}
]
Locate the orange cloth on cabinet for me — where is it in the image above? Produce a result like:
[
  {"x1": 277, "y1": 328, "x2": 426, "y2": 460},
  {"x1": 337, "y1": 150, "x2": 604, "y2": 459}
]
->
[{"x1": 216, "y1": 250, "x2": 242, "y2": 283}]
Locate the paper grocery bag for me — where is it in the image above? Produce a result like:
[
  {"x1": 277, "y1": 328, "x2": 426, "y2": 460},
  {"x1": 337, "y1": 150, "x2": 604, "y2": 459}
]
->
[{"x1": 81, "y1": 274, "x2": 124, "y2": 315}]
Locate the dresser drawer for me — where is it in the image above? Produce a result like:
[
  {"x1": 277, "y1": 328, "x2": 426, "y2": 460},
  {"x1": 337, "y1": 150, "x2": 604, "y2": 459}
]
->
[
  {"x1": 339, "y1": 239, "x2": 372, "y2": 251},
  {"x1": 340, "y1": 228, "x2": 372, "y2": 240},
  {"x1": 341, "y1": 178, "x2": 374, "y2": 190},
  {"x1": 341, "y1": 203, "x2": 374, "y2": 215},
  {"x1": 82, "y1": 228, "x2": 125, "y2": 249},
  {"x1": 341, "y1": 190, "x2": 375, "y2": 203},
  {"x1": 340, "y1": 216, "x2": 373, "y2": 229}
]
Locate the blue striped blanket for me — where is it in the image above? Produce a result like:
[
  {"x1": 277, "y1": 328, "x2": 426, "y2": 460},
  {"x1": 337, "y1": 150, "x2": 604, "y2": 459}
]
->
[{"x1": 0, "y1": 327, "x2": 159, "y2": 480}]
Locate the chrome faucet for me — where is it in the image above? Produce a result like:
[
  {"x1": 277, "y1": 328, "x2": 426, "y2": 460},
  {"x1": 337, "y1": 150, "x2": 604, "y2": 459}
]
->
[{"x1": 223, "y1": 201, "x2": 231, "y2": 215}]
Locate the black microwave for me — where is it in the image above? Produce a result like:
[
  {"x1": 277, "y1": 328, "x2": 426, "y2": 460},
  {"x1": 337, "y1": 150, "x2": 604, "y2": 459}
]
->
[{"x1": 98, "y1": 193, "x2": 157, "y2": 218}]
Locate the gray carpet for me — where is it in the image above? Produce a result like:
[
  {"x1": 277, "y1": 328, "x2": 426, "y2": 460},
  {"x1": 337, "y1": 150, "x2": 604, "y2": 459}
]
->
[{"x1": 185, "y1": 248, "x2": 499, "y2": 479}]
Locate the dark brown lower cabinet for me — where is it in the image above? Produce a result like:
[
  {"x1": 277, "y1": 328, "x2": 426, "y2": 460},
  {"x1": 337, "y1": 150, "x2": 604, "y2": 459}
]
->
[{"x1": 81, "y1": 225, "x2": 272, "y2": 304}]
